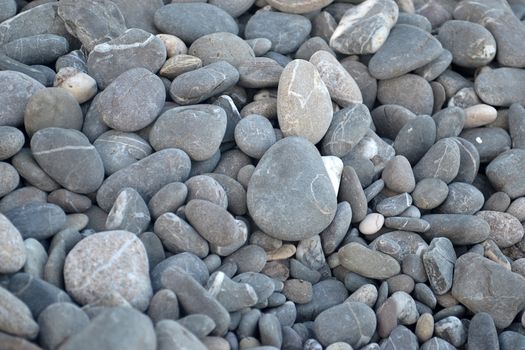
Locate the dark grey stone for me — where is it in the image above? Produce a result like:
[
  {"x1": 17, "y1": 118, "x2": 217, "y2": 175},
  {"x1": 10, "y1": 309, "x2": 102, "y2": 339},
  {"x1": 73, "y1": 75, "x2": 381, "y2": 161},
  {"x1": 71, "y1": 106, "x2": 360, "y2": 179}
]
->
[
  {"x1": 460, "y1": 127, "x2": 511, "y2": 163},
  {"x1": 156, "y1": 320, "x2": 206, "y2": 350},
  {"x1": 177, "y1": 314, "x2": 215, "y2": 338},
  {"x1": 377, "y1": 74, "x2": 434, "y2": 115},
  {"x1": 451, "y1": 137, "x2": 480, "y2": 184},
  {"x1": 422, "y1": 237, "x2": 456, "y2": 295},
  {"x1": 432, "y1": 107, "x2": 465, "y2": 140},
  {"x1": 147, "y1": 289, "x2": 179, "y2": 323},
  {"x1": 259, "y1": 313, "x2": 282, "y2": 348},
  {"x1": 500, "y1": 331, "x2": 525, "y2": 350},
  {"x1": 475, "y1": 68, "x2": 525, "y2": 106},
  {"x1": 234, "y1": 114, "x2": 276, "y2": 159},
  {"x1": 87, "y1": 28, "x2": 166, "y2": 89},
  {"x1": 339, "y1": 166, "x2": 368, "y2": 223},
  {"x1": 468, "y1": 312, "x2": 499, "y2": 350},
  {"x1": 207, "y1": 271, "x2": 258, "y2": 312},
  {"x1": 476, "y1": 210, "x2": 524, "y2": 248},
  {"x1": 37, "y1": 302, "x2": 89, "y2": 350},
  {"x1": 4, "y1": 203, "x2": 66, "y2": 240},
  {"x1": 0, "y1": 71, "x2": 44, "y2": 127},
  {"x1": 371, "y1": 104, "x2": 417, "y2": 141},
  {"x1": 414, "y1": 49, "x2": 453, "y2": 81},
  {"x1": 151, "y1": 252, "x2": 209, "y2": 291},
  {"x1": 189, "y1": 32, "x2": 254, "y2": 68},
  {"x1": 105, "y1": 187, "x2": 150, "y2": 234},
  {"x1": 206, "y1": 173, "x2": 247, "y2": 216},
  {"x1": 0, "y1": 126, "x2": 24, "y2": 161},
  {"x1": 244, "y1": 10, "x2": 311, "y2": 54},
  {"x1": 486, "y1": 149, "x2": 525, "y2": 199},
  {"x1": 111, "y1": 0, "x2": 163, "y2": 34},
  {"x1": 340, "y1": 59, "x2": 378, "y2": 109},
  {"x1": 381, "y1": 325, "x2": 418, "y2": 350},
  {"x1": 247, "y1": 137, "x2": 337, "y2": 241},
  {"x1": 376, "y1": 193, "x2": 412, "y2": 217},
  {"x1": 436, "y1": 182, "x2": 485, "y2": 215},
  {"x1": 3, "y1": 34, "x2": 69, "y2": 65},
  {"x1": 413, "y1": 138, "x2": 460, "y2": 183},
  {"x1": 422, "y1": 214, "x2": 490, "y2": 245}
]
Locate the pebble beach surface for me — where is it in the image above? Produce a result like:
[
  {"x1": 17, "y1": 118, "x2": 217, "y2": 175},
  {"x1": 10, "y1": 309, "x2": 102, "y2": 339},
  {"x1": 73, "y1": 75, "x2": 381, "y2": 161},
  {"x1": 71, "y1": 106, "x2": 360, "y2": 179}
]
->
[{"x1": 1, "y1": 0, "x2": 525, "y2": 349}]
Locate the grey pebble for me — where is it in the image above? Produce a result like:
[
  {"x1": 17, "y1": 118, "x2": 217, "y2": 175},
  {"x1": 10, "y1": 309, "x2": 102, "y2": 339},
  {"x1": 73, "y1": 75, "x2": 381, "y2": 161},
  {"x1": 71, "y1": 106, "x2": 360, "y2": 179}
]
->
[
  {"x1": 376, "y1": 193, "x2": 412, "y2": 217},
  {"x1": 422, "y1": 213, "x2": 490, "y2": 245},
  {"x1": 0, "y1": 126, "x2": 24, "y2": 160},
  {"x1": 384, "y1": 217, "x2": 430, "y2": 233},
  {"x1": 486, "y1": 149, "x2": 525, "y2": 199},
  {"x1": 381, "y1": 325, "x2": 418, "y2": 350},
  {"x1": 467, "y1": 312, "x2": 499, "y2": 350},
  {"x1": 154, "y1": 3, "x2": 238, "y2": 44},
  {"x1": 0, "y1": 186, "x2": 46, "y2": 214},
  {"x1": 476, "y1": 210, "x2": 524, "y2": 248},
  {"x1": 105, "y1": 187, "x2": 150, "y2": 234},
  {"x1": 377, "y1": 74, "x2": 434, "y2": 116},
  {"x1": 460, "y1": 127, "x2": 511, "y2": 163},
  {"x1": 259, "y1": 313, "x2": 282, "y2": 348},
  {"x1": 422, "y1": 237, "x2": 456, "y2": 295},
  {"x1": 189, "y1": 32, "x2": 255, "y2": 68},
  {"x1": 0, "y1": 71, "x2": 44, "y2": 127},
  {"x1": 436, "y1": 182, "x2": 485, "y2": 215},
  {"x1": 432, "y1": 107, "x2": 465, "y2": 140},
  {"x1": 413, "y1": 138, "x2": 460, "y2": 183},
  {"x1": 5, "y1": 203, "x2": 65, "y2": 240},
  {"x1": 3, "y1": 34, "x2": 68, "y2": 66},
  {"x1": 178, "y1": 314, "x2": 215, "y2": 338},
  {"x1": 156, "y1": 319, "x2": 207, "y2": 350},
  {"x1": 338, "y1": 242, "x2": 400, "y2": 280},
  {"x1": 475, "y1": 68, "x2": 525, "y2": 107},
  {"x1": 0, "y1": 285, "x2": 39, "y2": 339},
  {"x1": 147, "y1": 289, "x2": 180, "y2": 323},
  {"x1": 37, "y1": 302, "x2": 89, "y2": 350}
]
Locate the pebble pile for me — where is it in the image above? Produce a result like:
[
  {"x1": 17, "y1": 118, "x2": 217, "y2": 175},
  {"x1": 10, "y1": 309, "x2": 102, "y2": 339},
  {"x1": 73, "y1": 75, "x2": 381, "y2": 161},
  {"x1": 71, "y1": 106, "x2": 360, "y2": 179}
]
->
[{"x1": 1, "y1": 0, "x2": 525, "y2": 349}]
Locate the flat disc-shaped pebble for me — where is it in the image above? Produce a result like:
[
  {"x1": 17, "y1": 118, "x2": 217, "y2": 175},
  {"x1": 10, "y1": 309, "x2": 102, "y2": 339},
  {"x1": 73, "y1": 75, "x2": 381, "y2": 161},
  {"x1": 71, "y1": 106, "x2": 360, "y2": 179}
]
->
[
  {"x1": 338, "y1": 242, "x2": 400, "y2": 279},
  {"x1": 277, "y1": 59, "x2": 333, "y2": 144},
  {"x1": 368, "y1": 24, "x2": 443, "y2": 80},
  {"x1": 92, "y1": 67, "x2": 165, "y2": 132},
  {"x1": 238, "y1": 57, "x2": 283, "y2": 88},
  {"x1": 422, "y1": 214, "x2": 490, "y2": 245},
  {"x1": 188, "y1": 32, "x2": 255, "y2": 68},
  {"x1": 105, "y1": 188, "x2": 151, "y2": 234},
  {"x1": 4, "y1": 202, "x2": 66, "y2": 240},
  {"x1": 393, "y1": 115, "x2": 436, "y2": 165},
  {"x1": 413, "y1": 138, "x2": 460, "y2": 184},
  {"x1": 57, "y1": 0, "x2": 127, "y2": 52},
  {"x1": 64, "y1": 230, "x2": 152, "y2": 311},
  {"x1": 234, "y1": 114, "x2": 276, "y2": 159},
  {"x1": 438, "y1": 20, "x2": 496, "y2": 67},
  {"x1": 247, "y1": 137, "x2": 337, "y2": 241},
  {"x1": 87, "y1": 28, "x2": 166, "y2": 89},
  {"x1": 0, "y1": 71, "x2": 44, "y2": 127},
  {"x1": 154, "y1": 3, "x2": 238, "y2": 44},
  {"x1": 154, "y1": 212, "x2": 209, "y2": 258},
  {"x1": 460, "y1": 127, "x2": 511, "y2": 163},
  {"x1": 475, "y1": 68, "x2": 525, "y2": 106},
  {"x1": 245, "y1": 10, "x2": 311, "y2": 54},
  {"x1": 169, "y1": 61, "x2": 239, "y2": 105},
  {"x1": 321, "y1": 103, "x2": 372, "y2": 157},
  {"x1": 2, "y1": 34, "x2": 69, "y2": 65},
  {"x1": 96, "y1": 149, "x2": 191, "y2": 212},
  {"x1": 433, "y1": 107, "x2": 465, "y2": 140},
  {"x1": 371, "y1": 104, "x2": 417, "y2": 140},
  {"x1": 150, "y1": 105, "x2": 227, "y2": 161},
  {"x1": 329, "y1": 0, "x2": 398, "y2": 55},
  {"x1": 30, "y1": 128, "x2": 104, "y2": 194},
  {"x1": 436, "y1": 182, "x2": 484, "y2": 215},
  {"x1": 377, "y1": 74, "x2": 434, "y2": 115}
]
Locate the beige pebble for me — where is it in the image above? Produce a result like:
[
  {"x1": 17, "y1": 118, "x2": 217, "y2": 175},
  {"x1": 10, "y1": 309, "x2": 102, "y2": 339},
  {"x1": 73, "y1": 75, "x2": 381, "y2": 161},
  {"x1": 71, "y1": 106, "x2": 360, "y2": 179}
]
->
[
  {"x1": 326, "y1": 342, "x2": 354, "y2": 350},
  {"x1": 239, "y1": 337, "x2": 260, "y2": 350},
  {"x1": 327, "y1": 253, "x2": 340, "y2": 268},
  {"x1": 156, "y1": 34, "x2": 187, "y2": 57},
  {"x1": 65, "y1": 213, "x2": 89, "y2": 231},
  {"x1": 54, "y1": 68, "x2": 97, "y2": 104},
  {"x1": 159, "y1": 54, "x2": 202, "y2": 79},
  {"x1": 463, "y1": 104, "x2": 497, "y2": 128},
  {"x1": 436, "y1": 292, "x2": 458, "y2": 308},
  {"x1": 266, "y1": 244, "x2": 296, "y2": 261},
  {"x1": 201, "y1": 336, "x2": 230, "y2": 350},
  {"x1": 415, "y1": 313, "x2": 434, "y2": 342},
  {"x1": 359, "y1": 213, "x2": 384, "y2": 235}
]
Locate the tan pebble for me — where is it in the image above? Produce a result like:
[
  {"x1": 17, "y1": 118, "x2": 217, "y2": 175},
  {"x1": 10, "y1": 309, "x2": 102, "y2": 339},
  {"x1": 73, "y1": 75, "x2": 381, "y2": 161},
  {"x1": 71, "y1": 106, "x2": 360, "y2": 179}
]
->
[
  {"x1": 436, "y1": 292, "x2": 458, "y2": 308},
  {"x1": 416, "y1": 313, "x2": 434, "y2": 342},
  {"x1": 327, "y1": 253, "x2": 340, "y2": 268},
  {"x1": 159, "y1": 54, "x2": 202, "y2": 79},
  {"x1": 359, "y1": 213, "x2": 384, "y2": 235},
  {"x1": 201, "y1": 336, "x2": 230, "y2": 350},
  {"x1": 483, "y1": 239, "x2": 511, "y2": 270},
  {"x1": 266, "y1": 244, "x2": 296, "y2": 261},
  {"x1": 156, "y1": 34, "x2": 187, "y2": 57},
  {"x1": 464, "y1": 104, "x2": 497, "y2": 128},
  {"x1": 239, "y1": 336, "x2": 260, "y2": 349}
]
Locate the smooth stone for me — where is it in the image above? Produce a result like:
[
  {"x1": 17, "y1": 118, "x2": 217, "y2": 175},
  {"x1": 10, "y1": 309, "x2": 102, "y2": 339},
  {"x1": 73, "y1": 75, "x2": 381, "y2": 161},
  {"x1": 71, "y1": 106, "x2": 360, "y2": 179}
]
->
[
  {"x1": 209, "y1": 0, "x2": 256, "y2": 17},
  {"x1": 177, "y1": 314, "x2": 215, "y2": 338},
  {"x1": 105, "y1": 188, "x2": 150, "y2": 234},
  {"x1": 55, "y1": 49, "x2": 87, "y2": 72},
  {"x1": 189, "y1": 32, "x2": 254, "y2": 68},
  {"x1": 247, "y1": 137, "x2": 337, "y2": 241},
  {"x1": 156, "y1": 34, "x2": 187, "y2": 58},
  {"x1": 0, "y1": 126, "x2": 24, "y2": 160},
  {"x1": 460, "y1": 127, "x2": 511, "y2": 163},
  {"x1": 448, "y1": 87, "x2": 481, "y2": 109},
  {"x1": 30, "y1": 127, "x2": 104, "y2": 194},
  {"x1": 376, "y1": 291, "x2": 419, "y2": 338},
  {"x1": 422, "y1": 238, "x2": 456, "y2": 295},
  {"x1": 277, "y1": 59, "x2": 332, "y2": 144},
  {"x1": 87, "y1": 28, "x2": 166, "y2": 90},
  {"x1": 402, "y1": 254, "x2": 427, "y2": 283},
  {"x1": 151, "y1": 252, "x2": 209, "y2": 291},
  {"x1": 414, "y1": 49, "x2": 453, "y2": 82},
  {"x1": 0, "y1": 187, "x2": 46, "y2": 213},
  {"x1": 451, "y1": 137, "x2": 480, "y2": 184},
  {"x1": 295, "y1": 235, "x2": 325, "y2": 271},
  {"x1": 246, "y1": 38, "x2": 272, "y2": 56},
  {"x1": 24, "y1": 87, "x2": 82, "y2": 137},
  {"x1": 370, "y1": 104, "x2": 417, "y2": 140},
  {"x1": 393, "y1": 115, "x2": 436, "y2": 165},
  {"x1": 57, "y1": 0, "x2": 126, "y2": 52},
  {"x1": 37, "y1": 302, "x2": 89, "y2": 350},
  {"x1": 338, "y1": 242, "x2": 400, "y2": 279},
  {"x1": 381, "y1": 325, "x2": 418, "y2": 350},
  {"x1": 212, "y1": 95, "x2": 241, "y2": 144},
  {"x1": 500, "y1": 331, "x2": 525, "y2": 350},
  {"x1": 368, "y1": 24, "x2": 443, "y2": 80},
  {"x1": 54, "y1": 68, "x2": 97, "y2": 104},
  {"x1": 437, "y1": 20, "x2": 496, "y2": 67},
  {"x1": 413, "y1": 138, "x2": 460, "y2": 184},
  {"x1": 452, "y1": 253, "x2": 525, "y2": 328},
  {"x1": 0, "y1": 162, "x2": 19, "y2": 197},
  {"x1": 415, "y1": 313, "x2": 434, "y2": 343},
  {"x1": 436, "y1": 182, "x2": 485, "y2": 215},
  {"x1": 486, "y1": 149, "x2": 525, "y2": 199},
  {"x1": 224, "y1": 245, "x2": 267, "y2": 274},
  {"x1": 310, "y1": 50, "x2": 362, "y2": 107},
  {"x1": 60, "y1": 307, "x2": 156, "y2": 350},
  {"x1": 476, "y1": 210, "x2": 524, "y2": 248},
  {"x1": 340, "y1": 59, "x2": 377, "y2": 109},
  {"x1": 154, "y1": 212, "x2": 208, "y2": 258},
  {"x1": 207, "y1": 271, "x2": 258, "y2": 312},
  {"x1": 464, "y1": 104, "x2": 498, "y2": 128},
  {"x1": 238, "y1": 57, "x2": 283, "y2": 88},
  {"x1": 169, "y1": 61, "x2": 239, "y2": 105},
  {"x1": 205, "y1": 173, "x2": 247, "y2": 216},
  {"x1": 314, "y1": 302, "x2": 376, "y2": 348},
  {"x1": 138, "y1": 232, "x2": 165, "y2": 271},
  {"x1": 0, "y1": 2, "x2": 70, "y2": 45},
  {"x1": 161, "y1": 267, "x2": 230, "y2": 336},
  {"x1": 475, "y1": 68, "x2": 525, "y2": 106},
  {"x1": 507, "y1": 197, "x2": 525, "y2": 222},
  {"x1": 214, "y1": 148, "x2": 252, "y2": 179},
  {"x1": 414, "y1": 283, "x2": 437, "y2": 309},
  {"x1": 265, "y1": 0, "x2": 332, "y2": 14},
  {"x1": 0, "y1": 286, "x2": 38, "y2": 339},
  {"x1": 432, "y1": 107, "x2": 465, "y2": 140},
  {"x1": 64, "y1": 230, "x2": 152, "y2": 311},
  {"x1": 296, "y1": 279, "x2": 348, "y2": 322},
  {"x1": 3, "y1": 34, "x2": 68, "y2": 66},
  {"x1": 244, "y1": 10, "x2": 311, "y2": 54},
  {"x1": 295, "y1": 36, "x2": 335, "y2": 61},
  {"x1": 96, "y1": 148, "x2": 191, "y2": 212},
  {"x1": 509, "y1": 103, "x2": 525, "y2": 149},
  {"x1": 330, "y1": 0, "x2": 397, "y2": 55},
  {"x1": 422, "y1": 214, "x2": 490, "y2": 245},
  {"x1": 259, "y1": 313, "x2": 282, "y2": 348},
  {"x1": 320, "y1": 201, "x2": 352, "y2": 254},
  {"x1": 22, "y1": 239, "x2": 48, "y2": 279},
  {"x1": 159, "y1": 54, "x2": 202, "y2": 79},
  {"x1": 434, "y1": 316, "x2": 467, "y2": 347},
  {"x1": 467, "y1": 312, "x2": 499, "y2": 350},
  {"x1": 0, "y1": 215, "x2": 26, "y2": 273},
  {"x1": 483, "y1": 191, "x2": 511, "y2": 212},
  {"x1": 234, "y1": 114, "x2": 276, "y2": 159},
  {"x1": 420, "y1": 338, "x2": 456, "y2": 350},
  {"x1": 381, "y1": 155, "x2": 415, "y2": 193},
  {"x1": 0, "y1": 0, "x2": 16, "y2": 22},
  {"x1": 156, "y1": 320, "x2": 207, "y2": 350},
  {"x1": 0, "y1": 71, "x2": 44, "y2": 127},
  {"x1": 94, "y1": 131, "x2": 152, "y2": 176},
  {"x1": 376, "y1": 193, "x2": 412, "y2": 217},
  {"x1": 8, "y1": 273, "x2": 71, "y2": 318},
  {"x1": 384, "y1": 217, "x2": 430, "y2": 233},
  {"x1": 185, "y1": 175, "x2": 227, "y2": 209},
  {"x1": 185, "y1": 199, "x2": 240, "y2": 246},
  {"x1": 4, "y1": 203, "x2": 65, "y2": 240},
  {"x1": 346, "y1": 284, "x2": 378, "y2": 307},
  {"x1": 154, "y1": 3, "x2": 238, "y2": 44},
  {"x1": 377, "y1": 74, "x2": 434, "y2": 115},
  {"x1": 321, "y1": 103, "x2": 371, "y2": 158},
  {"x1": 369, "y1": 231, "x2": 429, "y2": 261}
]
